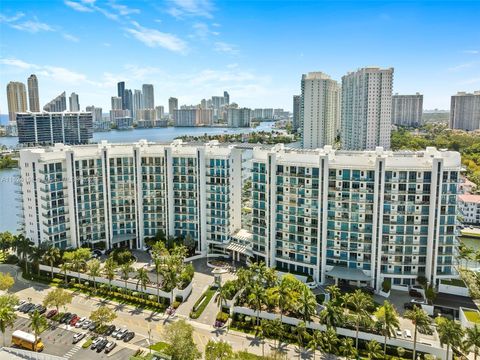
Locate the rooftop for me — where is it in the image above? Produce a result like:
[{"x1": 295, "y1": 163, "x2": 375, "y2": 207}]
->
[{"x1": 459, "y1": 194, "x2": 480, "y2": 204}]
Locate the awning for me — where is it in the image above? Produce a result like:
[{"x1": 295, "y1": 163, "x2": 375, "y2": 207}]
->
[
  {"x1": 226, "y1": 241, "x2": 253, "y2": 256},
  {"x1": 112, "y1": 233, "x2": 136, "y2": 244},
  {"x1": 326, "y1": 266, "x2": 371, "y2": 281}
]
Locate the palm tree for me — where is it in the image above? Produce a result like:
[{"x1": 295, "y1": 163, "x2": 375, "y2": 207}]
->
[
  {"x1": 294, "y1": 321, "x2": 308, "y2": 360},
  {"x1": 216, "y1": 283, "x2": 228, "y2": 310},
  {"x1": 339, "y1": 337, "x2": 357, "y2": 359},
  {"x1": 345, "y1": 289, "x2": 373, "y2": 351},
  {"x1": 308, "y1": 330, "x2": 322, "y2": 360},
  {"x1": 319, "y1": 328, "x2": 339, "y2": 359},
  {"x1": 151, "y1": 241, "x2": 169, "y2": 303},
  {"x1": 135, "y1": 267, "x2": 150, "y2": 299},
  {"x1": 103, "y1": 258, "x2": 117, "y2": 291},
  {"x1": 119, "y1": 261, "x2": 134, "y2": 293},
  {"x1": 248, "y1": 282, "x2": 266, "y2": 328},
  {"x1": 28, "y1": 310, "x2": 47, "y2": 347},
  {"x1": 0, "y1": 294, "x2": 18, "y2": 346},
  {"x1": 60, "y1": 262, "x2": 70, "y2": 285},
  {"x1": 86, "y1": 258, "x2": 101, "y2": 293},
  {"x1": 275, "y1": 277, "x2": 292, "y2": 322},
  {"x1": 465, "y1": 325, "x2": 480, "y2": 360},
  {"x1": 42, "y1": 247, "x2": 60, "y2": 280},
  {"x1": 375, "y1": 300, "x2": 400, "y2": 355},
  {"x1": 28, "y1": 247, "x2": 45, "y2": 276},
  {"x1": 296, "y1": 286, "x2": 317, "y2": 323},
  {"x1": 366, "y1": 340, "x2": 383, "y2": 359},
  {"x1": 404, "y1": 306, "x2": 431, "y2": 360},
  {"x1": 326, "y1": 284, "x2": 342, "y2": 304},
  {"x1": 319, "y1": 301, "x2": 343, "y2": 330},
  {"x1": 71, "y1": 251, "x2": 86, "y2": 284},
  {"x1": 261, "y1": 319, "x2": 282, "y2": 350},
  {"x1": 437, "y1": 318, "x2": 464, "y2": 360},
  {"x1": 15, "y1": 235, "x2": 33, "y2": 274}
]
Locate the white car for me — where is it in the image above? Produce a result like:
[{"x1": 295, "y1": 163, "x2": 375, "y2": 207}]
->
[
  {"x1": 14, "y1": 300, "x2": 26, "y2": 311},
  {"x1": 111, "y1": 328, "x2": 121, "y2": 338},
  {"x1": 115, "y1": 328, "x2": 128, "y2": 340},
  {"x1": 72, "y1": 332, "x2": 86, "y2": 344},
  {"x1": 396, "y1": 329, "x2": 403, "y2": 338},
  {"x1": 82, "y1": 320, "x2": 92, "y2": 329},
  {"x1": 75, "y1": 317, "x2": 87, "y2": 328},
  {"x1": 404, "y1": 329, "x2": 412, "y2": 339}
]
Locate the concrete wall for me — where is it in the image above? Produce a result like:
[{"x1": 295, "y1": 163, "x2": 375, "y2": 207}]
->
[
  {"x1": 460, "y1": 307, "x2": 480, "y2": 329},
  {"x1": 439, "y1": 282, "x2": 470, "y2": 297}
]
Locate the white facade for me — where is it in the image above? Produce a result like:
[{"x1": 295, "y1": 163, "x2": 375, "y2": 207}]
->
[
  {"x1": 301, "y1": 72, "x2": 340, "y2": 149},
  {"x1": 7, "y1": 81, "x2": 27, "y2": 123},
  {"x1": 142, "y1": 84, "x2": 154, "y2": 109},
  {"x1": 459, "y1": 194, "x2": 480, "y2": 225},
  {"x1": 227, "y1": 108, "x2": 251, "y2": 128},
  {"x1": 69, "y1": 92, "x2": 80, "y2": 112},
  {"x1": 450, "y1": 91, "x2": 480, "y2": 131},
  {"x1": 341, "y1": 67, "x2": 393, "y2": 150},
  {"x1": 27, "y1": 74, "x2": 40, "y2": 112},
  {"x1": 391, "y1": 93, "x2": 423, "y2": 127},
  {"x1": 19, "y1": 140, "x2": 242, "y2": 254}
]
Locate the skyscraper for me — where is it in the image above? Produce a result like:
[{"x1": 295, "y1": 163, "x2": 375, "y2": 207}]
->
[
  {"x1": 27, "y1": 74, "x2": 40, "y2": 112},
  {"x1": 450, "y1": 91, "x2": 480, "y2": 131},
  {"x1": 133, "y1": 90, "x2": 143, "y2": 120},
  {"x1": 341, "y1": 67, "x2": 393, "y2": 150},
  {"x1": 292, "y1": 95, "x2": 301, "y2": 131},
  {"x1": 301, "y1": 72, "x2": 340, "y2": 149},
  {"x1": 142, "y1": 84, "x2": 154, "y2": 109},
  {"x1": 224, "y1": 91, "x2": 230, "y2": 105},
  {"x1": 155, "y1": 106, "x2": 164, "y2": 120},
  {"x1": 169, "y1": 97, "x2": 178, "y2": 118},
  {"x1": 125, "y1": 89, "x2": 133, "y2": 113},
  {"x1": 6, "y1": 81, "x2": 27, "y2": 123},
  {"x1": 43, "y1": 91, "x2": 67, "y2": 112},
  {"x1": 227, "y1": 108, "x2": 251, "y2": 127},
  {"x1": 111, "y1": 96, "x2": 123, "y2": 110},
  {"x1": 391, "y1": 93, "x2": 423, "y2": 127},
  {"x1": 117, "y1": 81, "x2": 125, "y2": 109},
  {"x1": 69, "y1": 92, "x2": 80, "y2": 111}
]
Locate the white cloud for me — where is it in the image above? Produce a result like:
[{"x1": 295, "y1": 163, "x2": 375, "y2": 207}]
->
[
  {"x1": 108, "y1": 2, "x2": 140, "y2": 16},
  {"x1": 459, "y1": 77, "x2": 480, "y2": 85},
  {"x1": 9, "y1": 18, "x2": 54, "y2": 33},
  {"x1": 191, "y1": 22, "x2": 219, "y2": 39},
  {"x1": 214, "y1": 41, "x2": 239, "y2": 55},
  {"x1": 463, "y1": 50, "x2": 479, "y2": 55},
  {"x1": 125, "y1": 22, "x2": 187, "y2": 53},
  {"x1": 0, "y1": 58, "x2": 37, "y2": 69},
  {"x1": 167, "y1": 0, "x2": 214, "y2": 18},
  {"x1": 448, "y1": 62, "x2": 478, "y2": 72},
  {"x1": 64, "y1": 0, "x2": 93, "y2": 12},
  {"x1": 0, "y1": 12, "x2": 25, "y2": 23},
  {"x1": 62, "y1": 33, "x2": 80, "y2": 42}
]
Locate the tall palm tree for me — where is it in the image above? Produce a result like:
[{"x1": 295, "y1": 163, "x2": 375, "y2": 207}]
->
[
  {"x1": 437, "y1": 318, "x2": 464, "y2": 360},
  {"x1": 345, "y1": 289, "x2": 373, "y2": 351},
  {"x1": 86, "y1": 259, "x2": 101, "y2": 293},
  {"x1": 0, "y1": 294, "x2": 18, "y2": 346},
  {"x1": 103, "y1": 258, "x2": 118, "y2": 291},
  {"x1": 28, "y1": 310, "x2": 47, "y2": 347},
  {"x1": 71, "y1": 251, "x2": 86, "y2": 284},
  {"x1": 326, "y1": 284, "x2": 342, "y2": 304},
  {"x1": 366, "y1": 340, "x2": 383, "y2": 360},
  {"x1": 308, "y1": 330, "x2": 322, "y2": 360},
  {"x1": 216, "y1": 283, "x2": 228, "y2": 310},
  {"x1": 339, "y1": 337, "x2": 357, "y2": 360},
  {"x1": 294, "y1": 321, "x2": 308, "y2": 360},
  {"x1": 275, "y1": 276, "x2": 292, "y2": 322},
  {"x1": 151, "y1": 241, "x2": 169, "y2": 303},
  {"x1": 404, "y1": 306, "x2": 431, "y2": 360},
  {"x1": 248, "y1": 282, "x2": 266, "y2": 328},
  {"x1": 43, "y1": 247, "x2": 60, "y2": 280},
  {"x1": 135, "y1": 267, "x2": 150, "y2": 299},
  {"x1": 319, "y1": 301, "x2": 343, "y2": 330},
  {"x1": 261, "y1": 319, "x2": 282, "y2": 350},
  {"x1": 465, "y1": 325, "x2": 480, "y2": 360},
  {"x1": 119, "y1": 261, "x2": 134, "y2": 293},
  {"x1": 319, "y1": 328, "x2": 339, "y2": 359},
  {"x1": 375, "y1": 300, "x2": 400, "y2": 355},
  {"x1": 60, "y1": 262, "x2": 70, "y2": 285},
  {"x1": 28, "y1": 247, "x2": 45, "y2": 276},
  {"x1": 296, "y1": 286, "x2": 317, "y2": 323},
  {"x1": 15, "y1": 235, "x2": 33, "y2": 274}
]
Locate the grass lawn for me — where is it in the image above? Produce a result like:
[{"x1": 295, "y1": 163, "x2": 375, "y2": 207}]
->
[
  {"x1": 441, "y1": 278, "x2": 467, "y2": 287},
  {"x1": 190, "y1": 287, "x2": 216, "y2": 319},
  {"x1": 149, "y1": 341, "x2": 170, "y2": 352},
  {"x1": 464, "y1": 310, "x2": 480, "y2": 324}
]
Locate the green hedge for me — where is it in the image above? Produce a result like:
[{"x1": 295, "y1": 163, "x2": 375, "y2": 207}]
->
[
  {"x1": 216, "y1": 311, "x2": 229, "y2": 322},
  {"x1": 190, "y1": 287, "x2": 216, "y2": 319},
  {"x1": 82, "y1": 338, "x2": 93, "y2": 349}
]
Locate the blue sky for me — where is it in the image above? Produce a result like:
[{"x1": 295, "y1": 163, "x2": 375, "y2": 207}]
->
[{"x1": 0, "y1": 0, "x2": 479, "y2": 112}]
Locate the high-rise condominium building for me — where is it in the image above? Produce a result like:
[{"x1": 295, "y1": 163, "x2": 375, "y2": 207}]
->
[
  {"x1": 155, "y1": 106, "x2": 164, "y2": 120},
  {"x1": 341, "y1": 67, "x2": 394, "y2": 150},
  {"x1": 19, "y1": 140, "x2": 242, "y2": 252},
  {"x1": 263, "y1": 108, "x2": 274, "y2": 119},
  {"x1": 44, "y1": 92, "x2": 67, "y2": 112},
  {"x1": 125, "y1": 89, "x2": 133, "y2": 113},
  {"x1": 16, "y1": 112, "x2": 93, "y2": 146},
  {"x1": 227, "y1": 108, "x2": 251, "y2": 128},
  {"x1": 69, "y1": 92, "x2": 80, "y2": 112},
  {"x1": 251, "y1": 144, "x2": 461, "y2": 288},
  {"x1": 133, "y1": 90, "x2": 143, "y2": 120},
  {"x1": 27, "y1": 74, "x2": 40, "y2": 112},
  {"x1": 142, "y1": 84, "x2": 154, "y2": 109},
  {"x1": 174, "y1": 108, "x2": 196, "y2": 127},
  {"x1": 224, "y1": 91, "x2": 230, "y2": 105},
  {"x1": 450, "y1": 91, "x2": 480, "y2": 131},
  {"x1": 169, "y1": 97, "x2": 178, "y2": 118},
  {"x1": 253, "y1": 109, "x2": 263, "y2": 120},
  {"x1": 391, "y1": 93, "x2": 423, "y2": 127},
  {"x1": 301, "y1": 72, "x2": 340, "y2": 149},
  {"x1": 292, "y1": 95, "x2": 301, "y2": 131},
  {"x1": 117, "y1": 81, "x2": 125, "y2": 109},
  {"x1": 211, "y1": 92, "x2": 229, "y2": 109},
  {"x1": 6, "y1": 81, "x2": 27, "y2": 123},
  {"x1": 86, "y1": 105, "x2": 103, "y2": 122},
  {"x1": 111, "y1": 96, "x2": 123, "y2": 111}
]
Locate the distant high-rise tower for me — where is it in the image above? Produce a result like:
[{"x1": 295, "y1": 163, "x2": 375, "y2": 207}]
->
[
  {"x1": 117, "y1": 81, "x2": 125, "y2": 109},
  {"x1": 111, "y1": 96, "x2": 123, "y2": 110},
  {"x1": 6, "y1": 81, "x2": 27, "y2": 123},
  {"x1": 142, "y1": 84, "x2": 154, "y2": 109},
  {"x1": 224, "y1": 91, "x2": 230, "y2": 105},
  {"x1": 27, "y1": 74, "x2": 40, "y2": 112},
  {"x1": 391, "y1": 93, "x2": 423, "y2": 127},
  {"x1": 450, "y1": 91, "x2": 480, "y2": 131},
  {"x1": 69, "y1": 92, "x2": 80, "y2": 111},
  {"x1": 43, "y1": 91, "x2": 67, "y2": 112},
  {"x1": 292, "y1": 95, "x2": 301, "y2": 132},
  {"x1": 133, "y1": 90, "x2": 143, "y2": 120},
  {"x1": 341, "y1": 67, "x2": 393, "y2": 150},
  {"x1": 169, "y1": 97, "x2": 178, "y2": 118},
  {"x1": 301, "y1": 72, "x2": 340, "y2": 149},
  {"x1": 125, "y1": 89, "x2": 133, "y2": 113}
]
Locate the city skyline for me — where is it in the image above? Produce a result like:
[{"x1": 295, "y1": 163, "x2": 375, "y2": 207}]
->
[{"x1": 1, "y1": 1, "x2": 479, "y2": 113}]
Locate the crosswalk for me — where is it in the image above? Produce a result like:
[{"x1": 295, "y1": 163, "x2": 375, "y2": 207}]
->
[{"x1": 64, "y1": 344, "x2": 81, "y2": 359}]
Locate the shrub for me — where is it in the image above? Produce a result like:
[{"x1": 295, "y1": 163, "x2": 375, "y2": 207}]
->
[
  {"x1": 82, "y1": 338, "x2": 93, "y2": 349},
  {"x1": 382, "y1": 278, "x2": 391, "y2": 293},
  {"x1": 190, "y1": 287, "x2": 216, "y2": 319},
  {"x1": 4, "y1": 254, "x2": 18, "y2": 264},
  {"x1": 172, "y1": 301, "x2": 181, "y2": 309},
  {"x1": 216, "y1": 311, "x2": 229, "y2": 323}
]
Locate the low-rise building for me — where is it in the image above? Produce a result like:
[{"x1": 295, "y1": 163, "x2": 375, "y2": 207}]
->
[{"x1": 459, "y1": 194, "x2": 480, "y2": 225}]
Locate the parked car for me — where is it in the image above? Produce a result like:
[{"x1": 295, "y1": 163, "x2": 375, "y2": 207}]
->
[
  {"x1": 28, "y1": 305, "x2": 42, "y2": 314},
  {"x1": 46, "y1": 309, "x2": 58, "y2": 319},
  {"x1": 14, "y1": 300, "x2": 27, "y2": 311},
  {"x1": 409, "y1": 289, "x2": 423, "y2": 298},
  {"x1": 60, "y1": 312, "x2": 71, "y2": 323},
  {"x1": 111, "y1": 327, "x2": 120, "y2": 338},
  {"x1": 70, "y1": 315, "x2": 80, "y2": 326},
  {"x1": 404, "y1": 329, "x2": 412, "y2": 339},
  {"x1": 81, "y1": 320, "x2": 92, "y2": 329},
  {"x1": 96, "y1": 339, "x2": 108, "y2": 352},
  {"x1": 123, "y1": 332, "x2": 135, "y2": 342},
  {"x1": 91, "y1": 337, "x2": 105, "y2": 350},
  {"x1": 66, "y1": 314, "x2": 77, "y2": 325},
  {"x1": 88, "y1": 322, "x2": 98, "y2": 332},
  {"x1": 75, "y1": 317, "x2": 87, "y2": 328},
  {"x1": 20, "y1": 303, "x2": 34, "y2": 313},
  {"x1": 115, "y1": 328, "x2": 128, "y2": 340},
  {"x1": 72, "y1": 332, "x2": 86, "y2": 344},
  {"x1": 396, "y1": 329, "x2": 403, "y2": 338},
  {"x1": 411, "y1": 298, "x2": 426, "y2": 305},
  {"x1": 35, "y1": 305, "x2": 47, "y2": 315},
  {"x1": 104, "y1": 341, "x2": 117, "y2": 353},
  {"x1": 104, "y1": 325, "x2": 116, "y2": 336}
]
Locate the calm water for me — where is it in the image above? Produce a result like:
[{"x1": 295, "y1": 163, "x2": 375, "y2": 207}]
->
[{"x1": 0, "y1": 123, "x2": 275, "y2": 233}]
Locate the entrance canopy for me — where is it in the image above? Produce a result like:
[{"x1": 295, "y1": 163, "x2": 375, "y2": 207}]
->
[
  {"x1": 326, "y1": 266, "x2": 371, "y2": 282},
  {"x1": 226, "y1": 241, "x2": 253, "y2": 256},
  {"x1": 112, "y1": 233, "x2": 136, "y2": 244}
]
